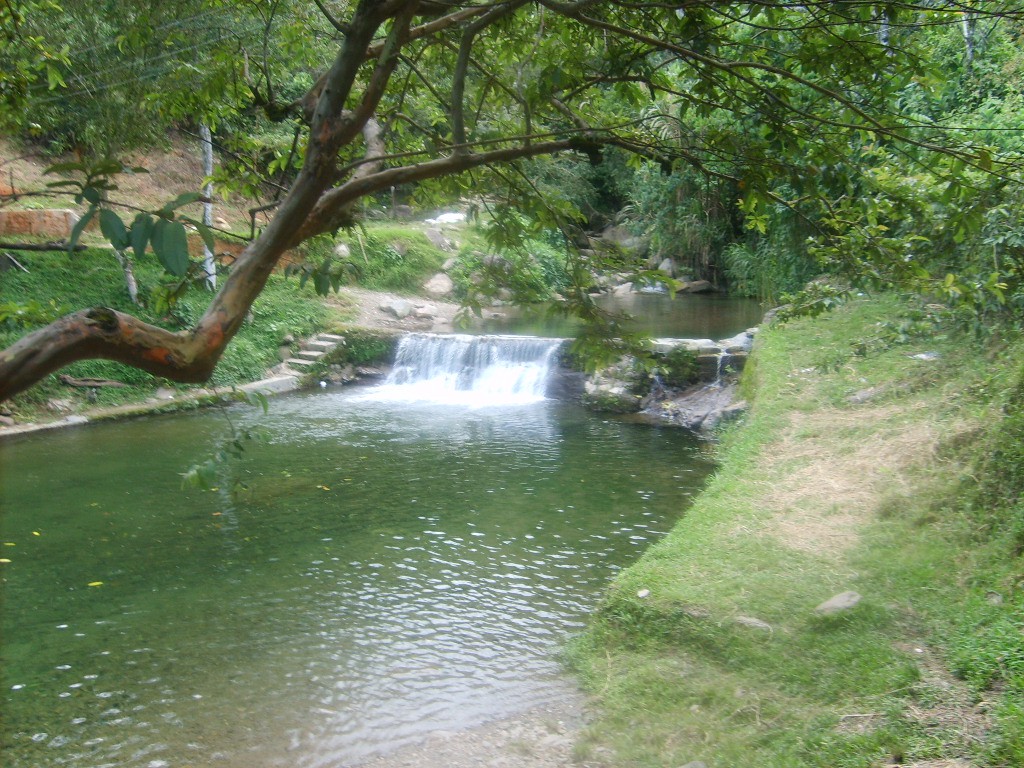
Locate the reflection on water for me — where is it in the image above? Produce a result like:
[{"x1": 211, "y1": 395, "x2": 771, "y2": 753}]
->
[
  {"x1": 1, "y1": 394, "x2": 714, "y2": 767},
  {"x1": 482, "y1": 292, "x2": 763, "y2": 339}
]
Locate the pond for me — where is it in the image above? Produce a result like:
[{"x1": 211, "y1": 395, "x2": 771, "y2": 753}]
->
[{"x1": 1, "y1": 386, "x2": 715, "y2": 767}]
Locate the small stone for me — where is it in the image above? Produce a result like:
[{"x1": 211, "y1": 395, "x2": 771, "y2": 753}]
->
[
  {"x1": 734, "y1": 615, "x2": 772, "y2": 632},
  {"x1": 637, "y1": 588, "x2": 650, "y2": 599},
  {"x1": 814, "y1": 590, "x2": 862, "y2": 615}
]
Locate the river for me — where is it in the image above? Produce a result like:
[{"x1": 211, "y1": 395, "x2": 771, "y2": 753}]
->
[{"x1": 1, "y1": 381, "x2": 714, "y2": 767}]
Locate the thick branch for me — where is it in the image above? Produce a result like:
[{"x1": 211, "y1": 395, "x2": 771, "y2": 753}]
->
[{"x1": 292, "y1": 138, "x2": 579, "y2": 240}]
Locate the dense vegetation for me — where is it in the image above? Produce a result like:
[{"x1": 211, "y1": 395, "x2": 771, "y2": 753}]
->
[
  {"x1": 3, "y1": 2, "x2": 1024, "y2": 764},
  {"x1": 1, "y1": 3, "x2": 1023, "y2": 398}
]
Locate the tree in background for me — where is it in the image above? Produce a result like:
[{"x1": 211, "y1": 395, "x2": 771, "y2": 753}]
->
[{"x1": 1, "y1": 1, "x2": 1022, "y2": 401}]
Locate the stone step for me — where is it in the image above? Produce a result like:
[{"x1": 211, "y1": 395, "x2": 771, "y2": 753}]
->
[
  {"x1": 316, "y1": 334, "x2": 346, "y2": 343},
  {"x1": 285, "y1": 357, "x2": 319, "y2": 367},
  {"x1": 296, "y1": 349, "x2": 326, "y2": 361},
  {"x1": 305, "y1": 340, "x2": 338, "y2": 352}
]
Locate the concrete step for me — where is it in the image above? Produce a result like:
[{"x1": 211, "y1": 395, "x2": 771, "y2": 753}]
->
[
  {"x1": 316, "y1": 334, "x2": 346, "y2": 343},
  {"x1": 296, "y1": 349, "x2": 326, "y2": 361},
  {"x1": 285, "y1": 357, "x2": 319, "y2": 367}
]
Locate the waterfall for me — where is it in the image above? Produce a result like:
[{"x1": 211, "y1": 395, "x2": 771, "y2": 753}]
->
[{"x1": 364, "y1": 333, "x2": 564, "y2": 406}]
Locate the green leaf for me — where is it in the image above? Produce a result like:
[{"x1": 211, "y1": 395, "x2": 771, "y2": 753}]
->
[
  {"x1": 151, "y1": 219, "x2": 191, "y2": 276},
  {"x1": 181, "y1": 216, "x2": 216, "y2": 254},
  {"x1": 82, "y1": 186, "x2": 102, "y2": 205},
  {"x1": 43, "y1": 161, "x2": 89, "y2": 175},
  {"x1": 68, "y1": 206, "x2": 96, "y2": 252},
  {"x1": 129, "y1": 213, "x2": 154, "y2": 260},
  {"x1": 99, "y1": 209, "x2": 129, "y2": 250},
  {"x1": 159, "y1": 192, "x2": 203, "y2": 216}
]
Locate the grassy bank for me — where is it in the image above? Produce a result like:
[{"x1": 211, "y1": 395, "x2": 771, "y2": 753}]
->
[
  {"x1": 0, "y1": 247, "x2": 348, "y2": 420},
  {"x1": 571, "y1": 295, "x2": 1024, "y2": 767}
]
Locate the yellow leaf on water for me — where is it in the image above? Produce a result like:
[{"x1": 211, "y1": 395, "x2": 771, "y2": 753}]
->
[
  {"x1": 32, "y1": 531, "x2": 41, "y2": 536},
  {"x1": 87, "y1": 581, "x2": 103, "y2": 587},
  {"x1": 0, "y1": 558, "x2": 12, "y2": 563}
]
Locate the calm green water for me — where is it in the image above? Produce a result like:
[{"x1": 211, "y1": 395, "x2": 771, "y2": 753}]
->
[
  {"x1": 1, "y1": 393, "x2": 714, "y2": 767},
  {"x1": 482, "y1": 292, "x2": 763, "y2": 338}
]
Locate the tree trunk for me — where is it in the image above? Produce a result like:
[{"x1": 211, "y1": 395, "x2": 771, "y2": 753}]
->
[
  {"x1": 113, "y1": 249, "x2": 140, "y2": 306},
  {"x1": 199, "y1": 122, "x2": 216, "y2": 289}
]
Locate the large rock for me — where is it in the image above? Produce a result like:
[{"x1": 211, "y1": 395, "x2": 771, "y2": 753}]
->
[
  {"x1": 680, "y1": 279, "x2": 714, "y2": 294},
  {"x1": 380, "y1": 298, "x2": 413, "y2": 319},
  {"x1": 582, "y1": 358, "x2": 645, "y2": 413},
  {"x1": 422, "y1": 272, "x2": 455, "y2": 298},
  {"x1": 412, "y1": 304, "x2": 437, "y2": 319},
  {"x1": 424, "y1": 228, "x2": 455, "y2": 251},
  {"x1": 600, "y1": 224, "x2": 650, "y2": 257},
  {"x1": 612, "y1": 281, "x2": 634, "y2": 296}
]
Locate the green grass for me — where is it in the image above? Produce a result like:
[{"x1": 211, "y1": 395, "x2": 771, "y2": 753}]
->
[
  {"x1": 333, "y1": 224, "x2": 448, "y2": 292},
  {"x1": 0, "y1": 247, "x2": 341, "y2": 417},
  {"x1": 570, "y1": 294, "x2": 1024, "y2": 767}
]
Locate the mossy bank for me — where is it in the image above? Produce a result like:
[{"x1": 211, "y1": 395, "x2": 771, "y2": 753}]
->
[{"x1": 570, "y1": 295, "x2": 1024, "y2": 767}]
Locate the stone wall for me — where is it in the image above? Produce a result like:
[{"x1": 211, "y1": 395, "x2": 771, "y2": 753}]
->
[{"x1": 0, "y1": 209, "x2": 80, "y2": 239}]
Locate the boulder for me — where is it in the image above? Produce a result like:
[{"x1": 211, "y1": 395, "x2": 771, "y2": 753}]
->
[
  {"x1": 422, "y1": 272, "x2": 455, "y2": 298},
  {"x1": 412, "y1": 304, "x2": 437, "y2": 319},
  {"x1": 600, "y1": 224, "x2": 650, "y2": 257},
  {"x1": 424, "y1": 228, "x2": 454, "y2": 251},
  {"x1": 612, "y1": 281, "x2": 634, "y2": 296},
  {"x1": 380, "y1": 298, "x2": 413, "y2": 319},
  {"x1": 657, "y1": 257, "x2": 677, "y2": 276},
  {"x1": 718, "y1": 330, "x2": 755, "y2": 353},
  {"x1": 681, "y1": 279, "x2": 714, "y2": 294}
]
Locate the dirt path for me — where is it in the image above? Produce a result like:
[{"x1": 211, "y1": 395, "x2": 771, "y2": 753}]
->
[{"x1": 330, "y1": 286, "x2": 466, "y2": 333}]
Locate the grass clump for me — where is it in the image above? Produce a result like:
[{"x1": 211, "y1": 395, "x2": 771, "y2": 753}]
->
[
  {"x1": 570, "y1": 294, "x2": 1024, "y2": 767},
  {"x1": 332, "y1": 224, "x2": 447, "y2": 292}
]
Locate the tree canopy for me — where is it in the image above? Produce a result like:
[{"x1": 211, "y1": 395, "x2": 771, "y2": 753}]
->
[{"x1": 2, "y1": 0, "x2": 1022, "y2": 401}]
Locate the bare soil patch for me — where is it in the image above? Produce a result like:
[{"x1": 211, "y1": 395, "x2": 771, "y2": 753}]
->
[{"x1": 747, "y1": 403, "x2": 945, "y2": 557}]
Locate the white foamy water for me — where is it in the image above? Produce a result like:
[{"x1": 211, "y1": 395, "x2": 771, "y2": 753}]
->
[{"x1": 356, "y1": 333, "x2": 564, "y2": 407}]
